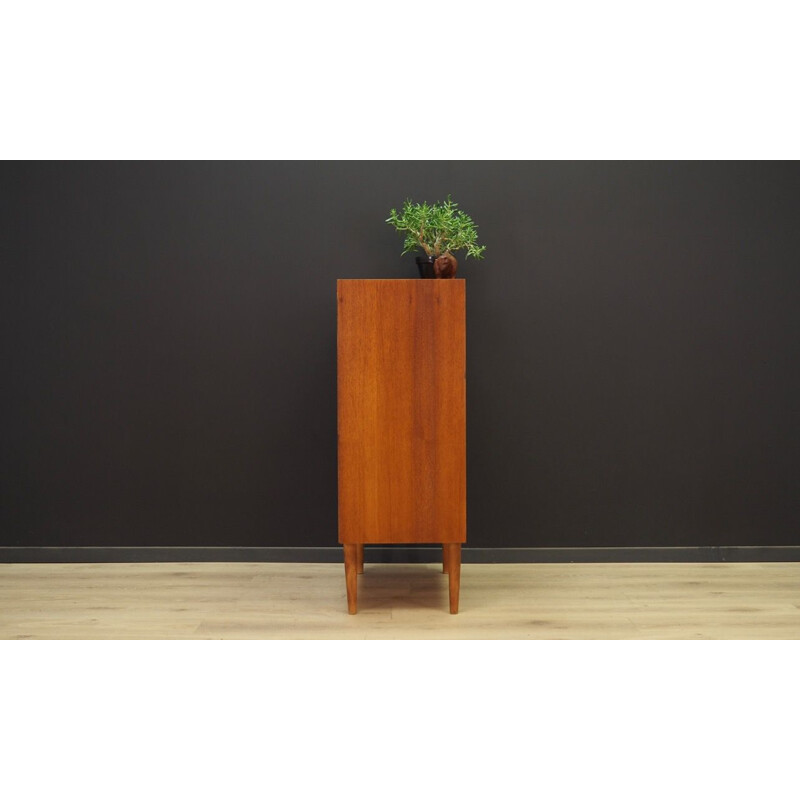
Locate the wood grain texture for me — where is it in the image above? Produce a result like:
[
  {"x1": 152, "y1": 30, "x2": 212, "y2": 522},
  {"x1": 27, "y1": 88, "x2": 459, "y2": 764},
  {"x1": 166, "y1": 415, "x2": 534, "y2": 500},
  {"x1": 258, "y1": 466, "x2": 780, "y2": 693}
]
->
[
  {"x1": 337, "y1": 279, "x2": 466, "y2": 546},
  {"x1": 343, "y1": 544, "x2": 358, "y2": 614},
  {"x1": 356, "y1": 544, "x2": 364, "y2": 575},
  {"x1": 445, "y1": 543, "x2": 461, "y2": 613},
  {"x1": 2, "y1": 562, "x2": 799, "y2": 639}
]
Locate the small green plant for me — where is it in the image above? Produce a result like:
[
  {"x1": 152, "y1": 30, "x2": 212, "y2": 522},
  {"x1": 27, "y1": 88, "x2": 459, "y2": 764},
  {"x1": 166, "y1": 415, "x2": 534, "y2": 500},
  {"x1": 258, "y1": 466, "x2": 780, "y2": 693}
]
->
[{"x1": 386, "y1": 196, "x2": 486, "y2": 260}]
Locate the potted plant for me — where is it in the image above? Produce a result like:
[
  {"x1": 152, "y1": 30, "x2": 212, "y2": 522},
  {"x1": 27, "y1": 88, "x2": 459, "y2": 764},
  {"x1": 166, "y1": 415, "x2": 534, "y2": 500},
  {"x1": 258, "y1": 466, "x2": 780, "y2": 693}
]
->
[{"x1": 386, "y1": 195, "x2": 486, "y2": 278}]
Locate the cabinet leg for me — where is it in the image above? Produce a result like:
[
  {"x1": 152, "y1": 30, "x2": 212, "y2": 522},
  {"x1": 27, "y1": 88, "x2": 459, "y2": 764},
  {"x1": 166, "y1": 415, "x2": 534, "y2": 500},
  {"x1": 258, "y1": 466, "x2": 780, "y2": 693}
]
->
[
  {"x1": 343, "y1": 544, "x2": 358, "y2": 614},
  {"x1": 443, "y1": 544, "x2": 449, "y2": 574},
  {"x1": 356, "y1": 544, "x2": 364, "y2": 575},
  {"x1": 444, "y1": 543, "x2": 461, "y2": 614}
]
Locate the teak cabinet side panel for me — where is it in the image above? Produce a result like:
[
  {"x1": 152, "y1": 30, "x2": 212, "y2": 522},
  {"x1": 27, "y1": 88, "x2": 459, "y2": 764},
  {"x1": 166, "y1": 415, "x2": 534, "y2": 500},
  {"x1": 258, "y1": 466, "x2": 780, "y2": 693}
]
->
[{"x1": 337, "y1": 280, "x2": 466, "y2": 544}]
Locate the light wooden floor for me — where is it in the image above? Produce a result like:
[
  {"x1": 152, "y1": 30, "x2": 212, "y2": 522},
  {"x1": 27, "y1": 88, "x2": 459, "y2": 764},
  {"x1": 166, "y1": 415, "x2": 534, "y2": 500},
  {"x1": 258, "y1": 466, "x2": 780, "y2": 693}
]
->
[{"x1": 1, "y1": 561, "x2": 799, "y2": 639}]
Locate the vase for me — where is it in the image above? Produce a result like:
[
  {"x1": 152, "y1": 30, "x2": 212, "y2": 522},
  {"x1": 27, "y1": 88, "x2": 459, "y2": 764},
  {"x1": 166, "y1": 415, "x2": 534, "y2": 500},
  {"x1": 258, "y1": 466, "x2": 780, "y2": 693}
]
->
[{"x1": 415, "y1": 255, "x2": 436, "y2": 279}]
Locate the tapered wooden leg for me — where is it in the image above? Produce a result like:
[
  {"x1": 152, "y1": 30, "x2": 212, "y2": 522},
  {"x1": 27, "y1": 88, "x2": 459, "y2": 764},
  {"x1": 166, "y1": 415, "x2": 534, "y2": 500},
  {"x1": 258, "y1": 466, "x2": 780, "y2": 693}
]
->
[
  {"x1": 444, "y1": 543, "x2": 461, "y2": 614},
  {"x1": 343, "y1": 544, "x2": 358, "y2": 614},
  {"x1": 443, "y1": 544, "x2": 449, "y2": 574},
  {"x1": 356, "y1": 544, "x2": 364, "y2": 575}
]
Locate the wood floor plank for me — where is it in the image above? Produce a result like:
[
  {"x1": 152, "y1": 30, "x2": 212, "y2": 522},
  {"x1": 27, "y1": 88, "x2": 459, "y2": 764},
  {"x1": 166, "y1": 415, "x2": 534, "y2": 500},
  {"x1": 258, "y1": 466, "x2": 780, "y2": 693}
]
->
[{"x1": 1, "y1": 562, "x2": 799, "y2": 639}]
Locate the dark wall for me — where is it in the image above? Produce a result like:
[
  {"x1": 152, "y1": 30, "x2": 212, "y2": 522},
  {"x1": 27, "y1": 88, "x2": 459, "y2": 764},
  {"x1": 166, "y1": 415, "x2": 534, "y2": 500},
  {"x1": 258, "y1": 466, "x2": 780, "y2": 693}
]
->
[{"x1": 2, "y1": 162, "x2": 799, "y2": 548}]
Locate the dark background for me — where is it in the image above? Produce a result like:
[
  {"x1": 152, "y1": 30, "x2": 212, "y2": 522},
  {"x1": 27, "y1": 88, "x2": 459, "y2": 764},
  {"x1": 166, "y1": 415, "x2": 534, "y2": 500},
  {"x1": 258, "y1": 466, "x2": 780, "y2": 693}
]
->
[{"x1": 2, "y1": 161, "x2": 799, "y2": 549}]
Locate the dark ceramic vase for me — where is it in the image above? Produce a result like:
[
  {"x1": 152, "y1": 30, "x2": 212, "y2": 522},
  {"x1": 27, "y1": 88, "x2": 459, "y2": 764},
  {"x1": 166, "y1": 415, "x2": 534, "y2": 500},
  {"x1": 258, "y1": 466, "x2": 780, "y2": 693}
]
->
[{"x1": 415, "y1": 255, "x2": 437, "y2": 279}]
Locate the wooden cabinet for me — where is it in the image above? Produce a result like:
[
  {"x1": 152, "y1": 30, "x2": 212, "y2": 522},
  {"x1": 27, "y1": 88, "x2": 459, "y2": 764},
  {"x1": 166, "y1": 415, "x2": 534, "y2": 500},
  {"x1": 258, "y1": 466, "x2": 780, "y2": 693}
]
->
[{"x1": 337, "y1": 279, "x2": 466, "y2": 613}]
